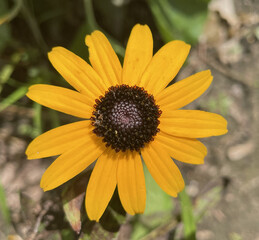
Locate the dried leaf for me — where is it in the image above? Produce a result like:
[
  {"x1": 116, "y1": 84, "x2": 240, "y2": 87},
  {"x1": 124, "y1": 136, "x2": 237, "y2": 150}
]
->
[
  {"x1": 62, "y1": 172, "x2": 91, "y2": 234},
  {"x1": 7, "y1": 235, "x2": 24, "y2": 240}
]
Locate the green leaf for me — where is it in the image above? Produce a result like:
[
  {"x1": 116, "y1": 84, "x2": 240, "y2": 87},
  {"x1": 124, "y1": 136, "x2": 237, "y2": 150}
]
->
[
  {"x1": 144, "y1": 163, "x2": 174, "y2": 215},
  {"x1": 62, "y1": 170, "x2": 126, "y2": 239},
  {"x1": 62, "y1": 173, "x2": 90, "y2": 233},
  {"x1": 131, "y1": 163, "x2": 174, "y2": 240},
  {"x1": 61, "y1": 229, "x2": 76, "y2": 240},
  {"x1": 147, "y1": 0, "x2": 174, "y2": 42},
  {"x1": 179, "y1": 188, "x2": 196, "y2": 240},
  {"x1": 147, "y1": 0, "x2": 210, "y2": 44},
  {"x1": 33, "y1": 102, "x2": 42, "y2": 136}
]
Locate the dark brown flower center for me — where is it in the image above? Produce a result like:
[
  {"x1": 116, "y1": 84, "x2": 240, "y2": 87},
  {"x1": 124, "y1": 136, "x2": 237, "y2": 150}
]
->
[{"x1": 91, "y1": 84, "x2": 161, "y2": 152}]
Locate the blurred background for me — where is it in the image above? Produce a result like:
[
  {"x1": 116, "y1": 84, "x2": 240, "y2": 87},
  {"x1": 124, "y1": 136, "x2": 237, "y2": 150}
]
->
[{"x1": 0, "y1": 0, "x2": 258, "y2": 239}]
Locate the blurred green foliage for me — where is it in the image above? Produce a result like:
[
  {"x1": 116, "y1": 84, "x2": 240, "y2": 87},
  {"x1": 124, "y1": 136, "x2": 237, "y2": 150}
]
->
[
  {"x1": 0, "y1": 0, "x2": 11, "y2": 52},
  {"x1": 147, "y1": 0, "x2": 210, "y2": 44},
  {"x1": 202, "y1": 92, "x2": 231, "y2": 116}
]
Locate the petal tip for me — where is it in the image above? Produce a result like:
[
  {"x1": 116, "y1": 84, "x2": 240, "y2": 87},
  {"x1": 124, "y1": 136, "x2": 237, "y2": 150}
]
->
[
  {"x1": 174, "y1": 40, "x2": 191, "y2": 51},
  {"x1": 26, "y1": 152, "x2": 40, "y2": 160},
  {"x1": 48, "y1": 47, "x2": 67, "y2": 63},
  {"x1": 85, "y1": 30, "x2": 102, "y2": 46},
  {"x1": 200, "y1": 159, "x2": 205, "y2": 165},
  {"x1": 42, "y1": 187, "x2": 49, "y2": 192},
  {"x1": 40, "y1": 183, "x2": 46, "y2": 191},
  {"x1": 205, "y1": 69, "x2": 212, "y2": 75},
  {"x1": 136, "y1": 209, "x2": 145, "y2": 214},
  {"x1": 40, "y1": 175, "x2": 49, "y2": 191},
  {"x1": 85, "y1": 34, "x2": 91, "y2": 46},
  {"x1": 85, "y1": 206, "x2": 102, "y2": 222},
  {"x1": 40, "y1": 180, "x2": 51, "y2": 192},
  {"x1": 87, "y1": 215, "x2": 100, "y2": 222},
  {"x1": 133, "y1": 23, "x2": 150, "y2": 30},
  {"x1": 223, "y1": 128, "x2": 228, "y2": 135},
  {"x1": 48, "y1": 46, "x2": 62, "y2": 56},
  {"x1": 26, "y1": 87, "x2": 33, "y2": 98},
  {"x1": 47, "y1": 50, "x2": 53, "y2": 60},
  {"x1": 219, "y1": 115, "x2": 228, "y2": 130},
  {"x1": 25, "y1": 151, "x2": 33, "y2": 159}
]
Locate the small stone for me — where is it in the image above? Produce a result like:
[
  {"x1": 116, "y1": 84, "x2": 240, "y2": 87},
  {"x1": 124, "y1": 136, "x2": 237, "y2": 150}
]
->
[
  {"x1": 227, "y1": 141, "x2": 255, "y2": 161},
  {"x1": 197, "y1": 230, "x2": 214, "y2": 240}
]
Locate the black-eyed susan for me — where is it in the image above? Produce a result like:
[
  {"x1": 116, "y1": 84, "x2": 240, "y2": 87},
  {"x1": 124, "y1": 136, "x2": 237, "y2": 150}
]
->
[{"x1": 26, "y1": 24, "x2": 228, "y2": 221}]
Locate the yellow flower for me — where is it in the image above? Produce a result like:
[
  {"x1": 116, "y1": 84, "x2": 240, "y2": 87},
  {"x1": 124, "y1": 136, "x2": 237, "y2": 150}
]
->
[{"x1": 26, "y1": 24, "x2": 228, "y2": 222}]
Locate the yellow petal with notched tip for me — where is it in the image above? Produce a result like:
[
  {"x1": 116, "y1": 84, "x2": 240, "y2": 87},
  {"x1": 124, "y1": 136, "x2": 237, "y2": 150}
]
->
[
  {"x1": 156, "y1": 132, "x2": 207, "y2": 164},
  {"x1": 122, "y1": 24, "x2": 153, "y2": 86},
  {"x1": 160, "y1": 110, "x2": 228, "y2": 138},
  {"x1": 26, "y1": 121, "x2": 92, "y2": 159},
  {"x1": 85, "y1": 31, "x2": 122, "y2": 86}
]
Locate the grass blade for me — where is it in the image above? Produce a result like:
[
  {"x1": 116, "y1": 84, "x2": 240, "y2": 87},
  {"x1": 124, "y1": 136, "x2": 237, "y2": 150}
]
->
[
  {"x1": 33, "y1": 102, "x2": 42, "y2": 136},
  {"x1": 179, "y1": 188, "x2": 196, "y2": 240},
  {"x1": 0, "y1": 86, "x2": 27, "y2": 112},
  {"x1": 0, "y1": 180, "x2": 11, "y2": 227},
  {"x1": 0, "y1": 0, "x2": 22, "y2": 25}
]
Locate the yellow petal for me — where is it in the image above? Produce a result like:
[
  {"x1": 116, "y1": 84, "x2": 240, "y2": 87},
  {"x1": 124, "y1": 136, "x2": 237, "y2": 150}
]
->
[
  {"x1": 85, "y1": 149, "x2": 118, "y2": 222},
  {"x1": 85, "y1": 31, "x2": 122, "y2": 86},
  {"x1": 157, "y1": 70, "x2": 213, "y2": 110},
  {"x1": 48, "y1": 47, "x2": 106, "y2": 99},
  {"x1": 160, "y1": 110, "x2": 228, "y2": 138},
  {"x1": 155, "y1": 132, "x2": 207, "y2": 164},
  {"x1": 141, "y1": 142, "x2": 184, "y2": 196},
  {"x1": 117, "y1": 151, "x2": 146, "y2": 215},
  {"x1": 122, "y1": 24, "x2": 153, "y2": 86},
  {"x1": 26, "y1": 121, "x2": 92, "y2": 159},
  {"x1": 139, "y1": 40, "x2": 190, "y2": 96},
  {"x1": 40, "y1": 133, "x2": 104, "y2": 191},
  {"x1": 26, "y1": 84, "x2": 92, "y2": 118}
]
